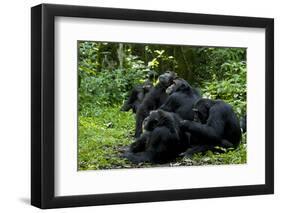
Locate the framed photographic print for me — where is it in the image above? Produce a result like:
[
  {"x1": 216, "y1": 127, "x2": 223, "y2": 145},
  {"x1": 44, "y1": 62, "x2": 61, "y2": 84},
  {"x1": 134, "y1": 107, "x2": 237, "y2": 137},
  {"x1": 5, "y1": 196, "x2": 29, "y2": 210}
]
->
[{"x1": 31, "y1": 3, "x2": 274, "y2": 209}]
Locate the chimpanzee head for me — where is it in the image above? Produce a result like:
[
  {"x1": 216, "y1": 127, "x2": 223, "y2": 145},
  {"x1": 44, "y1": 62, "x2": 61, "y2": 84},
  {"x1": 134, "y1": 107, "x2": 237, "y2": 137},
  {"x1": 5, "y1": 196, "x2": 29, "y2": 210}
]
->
[
  {"x1": 146, "y1": 70, "x2": 158, "y2": 82},
  {"x1": 192, "y1": 98, "x2": 214, "y2": 124},
  {"x1": 142, "y1": 81, "x2": 153, "y2": 94},
  {"x1": 142, "y1": 109, "x2": 171, "y2": 132},
  {"x1": 166, "y1": 78, "x2": 191, "y2": 95},
  {"x1": 158, "y1": 71, "x2": 177, "y2": 87}
]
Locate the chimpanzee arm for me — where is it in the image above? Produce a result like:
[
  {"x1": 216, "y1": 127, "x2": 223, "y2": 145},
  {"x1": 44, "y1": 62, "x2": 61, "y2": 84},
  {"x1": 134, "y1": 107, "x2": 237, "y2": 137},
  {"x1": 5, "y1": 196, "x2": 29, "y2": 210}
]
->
[
  {"x1": 181, "y1": 120, "x2": 223, "y2": 142},
  {"x1": 130, "y1": 131, "x2": 150, "y2": 152},
  {"x1": 121, "y1": 87, "x2": 140, "y2": 111},
  {"x1": 123, "y1": 151, "x2": 154, "y2": 164},
  {"x1": 160, "y1": 95, "x2": 180, "y2": 112},
  {"x1": 181, "y1": 107, "x2": 225, "y2": 142},
  {"x1": 135, "y1": 109, "x2": 146, "y2": 138}
]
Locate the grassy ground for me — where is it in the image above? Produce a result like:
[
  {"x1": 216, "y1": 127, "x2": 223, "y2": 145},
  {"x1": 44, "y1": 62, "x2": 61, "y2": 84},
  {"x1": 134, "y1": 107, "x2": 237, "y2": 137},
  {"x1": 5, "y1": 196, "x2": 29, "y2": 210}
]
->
[{"x1": 78, "y1": 105, "x2": 247, "y2": 171}]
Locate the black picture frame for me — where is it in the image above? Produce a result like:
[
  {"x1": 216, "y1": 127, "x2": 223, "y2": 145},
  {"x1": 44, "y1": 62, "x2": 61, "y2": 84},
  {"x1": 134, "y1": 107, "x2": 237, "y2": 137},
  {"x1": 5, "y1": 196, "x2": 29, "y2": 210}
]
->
[{"x1": 31, "y1": 3, "x2": 274, "y2": 209}]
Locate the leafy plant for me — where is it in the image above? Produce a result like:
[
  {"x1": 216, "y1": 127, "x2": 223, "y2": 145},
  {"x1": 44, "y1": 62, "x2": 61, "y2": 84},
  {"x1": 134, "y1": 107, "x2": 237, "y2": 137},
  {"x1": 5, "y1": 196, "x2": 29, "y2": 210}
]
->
[
  {"x1": 77, "y1": 41, "x2": 247, "y2": 170},
  {"x1": 201, "y1": 61, "x2": 246, "y2": 116}
]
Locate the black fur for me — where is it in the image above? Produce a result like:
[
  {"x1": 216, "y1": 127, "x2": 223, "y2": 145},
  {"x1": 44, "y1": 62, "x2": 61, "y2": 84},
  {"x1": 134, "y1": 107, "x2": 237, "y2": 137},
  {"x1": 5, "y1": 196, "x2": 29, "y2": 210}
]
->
[
  {"x1": 180, "y1": 98, "x2": 241, "y2": 157},
  {"x1": 124, "y1": 110, "x2": 189, "y2": 163},
  {"x1": 160, "y1": 78, "x2": 201, "y2": 120},
  {"x1": 121, "y1": 70, "x2": 158, "y2": 113},
  {"x1": 121, "y1": 80, "x2": 153, "y2": 113},
  {"x1": 134, "y1": 71, "x2": 177, "y2": 138}
]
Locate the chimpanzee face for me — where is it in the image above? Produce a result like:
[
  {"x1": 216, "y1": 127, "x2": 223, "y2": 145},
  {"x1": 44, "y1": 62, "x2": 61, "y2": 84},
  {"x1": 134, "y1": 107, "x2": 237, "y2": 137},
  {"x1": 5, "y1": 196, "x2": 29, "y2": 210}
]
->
[
  {"x1": 142, "y1": 110, "x2": 160, "y2": 132},
  {"x1": 192, "y1": 99, "x2": 210, "y2": 124},
  {"x1": 158, "y1": 71, "x2": 177, "y2": 87},
  {"x1": 166, "y1": 79, "x2": 191, "y2": 95},
  {"x1": 142, "y1": 83, "x2": 153, "y2": 94}
]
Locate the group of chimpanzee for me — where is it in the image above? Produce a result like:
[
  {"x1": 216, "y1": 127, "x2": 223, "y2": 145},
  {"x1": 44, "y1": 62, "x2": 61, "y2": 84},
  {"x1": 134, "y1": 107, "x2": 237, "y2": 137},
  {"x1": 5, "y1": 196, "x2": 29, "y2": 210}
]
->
[{"x1": 121, "y1": 71, "x2": 245, "y2": 164}]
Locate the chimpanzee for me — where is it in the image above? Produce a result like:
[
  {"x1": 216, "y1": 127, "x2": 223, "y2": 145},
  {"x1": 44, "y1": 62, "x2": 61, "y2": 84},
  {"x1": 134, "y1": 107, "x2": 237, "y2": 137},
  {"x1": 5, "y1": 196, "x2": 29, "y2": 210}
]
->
[
  {"x1": 121, "y1": 70, "x2": 158, "y2": 113},
  {"x1": 180, "y1": 98, "x2": 241, "y2": 157},
  {"x1": 146, "y1": 70, "x2": 158, "y2": 82},
  {"x1": 121, "y1": 81, "x2": 153, "y2": 113},
  {"x1": 160, "y1": 78, "x2": 201, "y2": 120},
  {"x1": 124, "y1": 109, "x2": 189, "y2": 163},
  {"x1": 134, "y1": 71, "x2": 177, "y2": 138}
]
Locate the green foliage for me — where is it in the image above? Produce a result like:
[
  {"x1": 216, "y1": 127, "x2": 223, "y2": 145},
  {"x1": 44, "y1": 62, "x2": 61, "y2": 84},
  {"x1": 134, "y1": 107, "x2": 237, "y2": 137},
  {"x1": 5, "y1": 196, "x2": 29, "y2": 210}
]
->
[
  {"x1": 187, "y1": 133, "x2": 247, "y2": 165},
  {"x1": 147, "y1": 48, "x2": 177, "y2": 71},
  {"x1": 78, "y1": 105, "x2": 247, "y2": 170},
  {"x1": 79, "y1": 106, "x2": 156, "y2": 170},
  {"x1": 201, "y1": 61, "x2": 246, "y2": 116},
  {"x1": 192, "y1": 47, "x2": 246, "y2": 82},
  {"x1": 78, "y1": 106, "x2": 134, "y2": 170},
  {"x1": 78, "y1": 42, "x2": 150, "y2": 112},
  {"x1": 78, "y1": 41, "x2": 247, "y2": 170}
]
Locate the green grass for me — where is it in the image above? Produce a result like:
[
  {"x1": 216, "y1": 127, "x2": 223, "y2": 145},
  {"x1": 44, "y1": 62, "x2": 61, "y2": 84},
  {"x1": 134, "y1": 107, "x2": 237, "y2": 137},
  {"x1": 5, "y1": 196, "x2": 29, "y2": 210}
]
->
[{"x1": 78, "y1": 105, "x2": 247, "y2": 170}]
